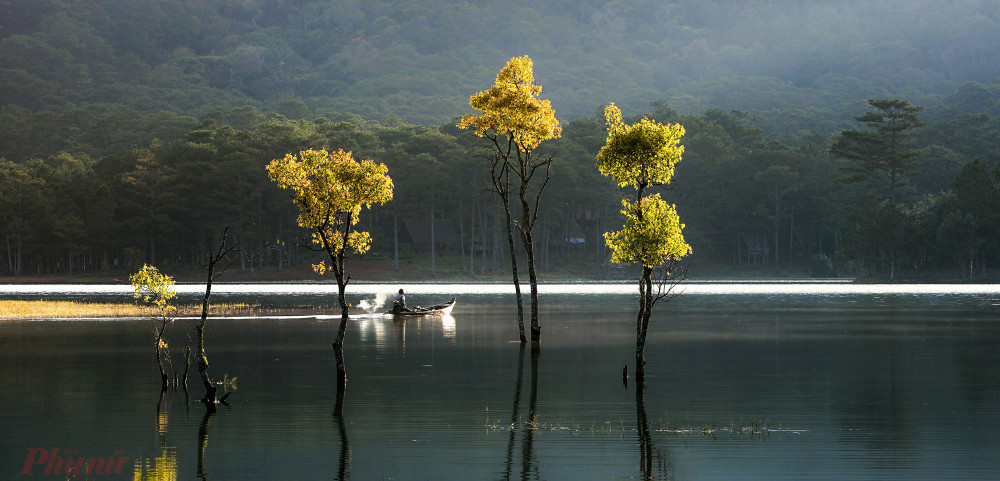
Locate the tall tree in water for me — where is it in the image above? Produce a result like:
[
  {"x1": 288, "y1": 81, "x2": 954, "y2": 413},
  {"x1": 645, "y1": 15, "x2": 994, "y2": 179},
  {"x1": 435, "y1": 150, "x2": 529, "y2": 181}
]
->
[
  {"x1": 458, "y1": 55, "x2": 561, "y2": 343},
  {"x1": 597, "y1": 103, "x2": 691, "y2": 384},
  {"x1": 196, "y1": 227, "x2": 240, "y2": 407},
  {"x1": 830, "y1": 99, "x2": 925, "y2": 203},
  {"x1": 267, "y1": 149, "x2": 393, "y2": 390}
]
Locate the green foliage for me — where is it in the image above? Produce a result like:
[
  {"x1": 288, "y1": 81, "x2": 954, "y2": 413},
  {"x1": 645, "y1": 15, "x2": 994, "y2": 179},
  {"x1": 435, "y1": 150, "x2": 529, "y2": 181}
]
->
[
  {"x1": 3, "y1": 0, "x2": 1000, "y2": 129},
  {"x1": 830, "y1": 99, "x2": 925, "y2": 202},
  {"x1": 4, "y1": 66, "x2": 1000, "y2": 281},
  {"x1": 809, "y1": 254, "x2": 834, "y2": 278}
]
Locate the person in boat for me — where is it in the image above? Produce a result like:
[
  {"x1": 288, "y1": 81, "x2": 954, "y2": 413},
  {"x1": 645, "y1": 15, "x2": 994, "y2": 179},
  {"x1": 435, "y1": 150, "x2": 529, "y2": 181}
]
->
[{"x1": 392, "y1": 288, "x2": 410, "y2": 313}]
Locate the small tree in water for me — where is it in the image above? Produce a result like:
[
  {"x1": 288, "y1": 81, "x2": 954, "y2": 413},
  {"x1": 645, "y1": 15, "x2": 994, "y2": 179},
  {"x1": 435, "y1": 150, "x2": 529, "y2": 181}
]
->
[
  {"x1": 597, "y1": 103, "x2": 691, "y2": 384},
  {"x1": 130, "y1": 264, "x2": 177, "y2": 391},
  {"x1": 267, "y1": 148, "x2": 393, "y2": 391}
]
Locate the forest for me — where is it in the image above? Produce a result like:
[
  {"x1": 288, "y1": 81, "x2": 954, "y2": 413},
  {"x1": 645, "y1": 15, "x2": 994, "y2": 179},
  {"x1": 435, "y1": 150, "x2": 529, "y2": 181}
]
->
[{"x1": 2, "y1": 0, "x2": 1000, "y2": 280}]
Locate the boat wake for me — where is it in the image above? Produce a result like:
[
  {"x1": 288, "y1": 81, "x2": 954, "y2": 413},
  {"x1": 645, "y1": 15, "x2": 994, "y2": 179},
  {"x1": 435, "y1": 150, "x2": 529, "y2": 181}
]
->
[{"x1": 357, "y1": 292, "x2": 391, "y2": 315}]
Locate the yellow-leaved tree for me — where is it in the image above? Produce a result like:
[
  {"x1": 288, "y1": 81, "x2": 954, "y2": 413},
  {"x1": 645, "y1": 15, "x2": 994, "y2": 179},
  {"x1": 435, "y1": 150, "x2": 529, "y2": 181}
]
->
[
  {"x1": 267, "y1": 148, "x2": 393, "y2": 390},
  {"x1": 597, "y1": 103, "x2": 691, "y2": 384},
  {"x1": 458, "y1": 55, "x2": 561, "y2": 343},
  {"x1": 130, "y1": 264, "x2": 177, "y2": 391}
]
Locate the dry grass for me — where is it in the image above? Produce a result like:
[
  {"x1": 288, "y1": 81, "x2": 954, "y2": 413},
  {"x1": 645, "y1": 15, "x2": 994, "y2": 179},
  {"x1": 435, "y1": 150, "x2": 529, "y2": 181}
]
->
[{"x1": 0, "y1": 300, "x2": 260, "y2": 319}]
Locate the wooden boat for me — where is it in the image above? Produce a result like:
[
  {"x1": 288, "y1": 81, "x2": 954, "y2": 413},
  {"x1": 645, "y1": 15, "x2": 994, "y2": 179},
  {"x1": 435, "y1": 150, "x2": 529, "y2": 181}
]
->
[{"x1": 387, "y1": 298, "x2": 456, "y2": 316}]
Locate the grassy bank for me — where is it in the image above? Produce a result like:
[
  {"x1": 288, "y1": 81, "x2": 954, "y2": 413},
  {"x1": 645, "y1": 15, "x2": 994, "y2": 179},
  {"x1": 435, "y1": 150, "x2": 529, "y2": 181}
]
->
[{"x1": 0, "y1": 300, "x2": 260, "y2": 319}]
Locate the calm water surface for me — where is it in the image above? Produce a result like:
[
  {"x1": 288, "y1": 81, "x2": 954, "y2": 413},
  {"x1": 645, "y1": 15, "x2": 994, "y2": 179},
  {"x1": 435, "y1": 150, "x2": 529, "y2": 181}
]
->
[{"x1": 1, "y1": 282, "x2": 999, "y2": 480}]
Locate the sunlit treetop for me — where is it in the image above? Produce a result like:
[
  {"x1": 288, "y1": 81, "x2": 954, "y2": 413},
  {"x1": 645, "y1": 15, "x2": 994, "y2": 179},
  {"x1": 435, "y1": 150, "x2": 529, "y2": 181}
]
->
[
  {"x1": 597, "y1": 103, "x2": 685, "y2": 189},
  {"x1": 130, "y1": 264, "x2": 177, "y2": 312},
  {"x1": 266, "y1": 149, "x2": 393, "y2": 273},
  {"x1": 604, "y1": 194, "x2": 692, "y2": 269},
  {"x1": 458, "y1": 55, "x2": 561, "y2": 151}
]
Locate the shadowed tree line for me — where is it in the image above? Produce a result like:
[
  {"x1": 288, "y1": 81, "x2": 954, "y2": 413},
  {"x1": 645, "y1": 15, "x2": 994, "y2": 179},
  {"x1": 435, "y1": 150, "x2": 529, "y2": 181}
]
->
[{"x1": 4, "y1": 89, "x2": 1000, "y2": 281}]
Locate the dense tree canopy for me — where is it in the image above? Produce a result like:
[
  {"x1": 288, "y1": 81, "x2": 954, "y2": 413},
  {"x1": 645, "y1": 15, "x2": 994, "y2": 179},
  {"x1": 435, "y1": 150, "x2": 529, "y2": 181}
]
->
[
  {"x1": 3, "y1": 0, "x2": 1000, "y2": 126},
  {"x1": 3, "y1": 1, "x2": 1000, "y2": 281}
]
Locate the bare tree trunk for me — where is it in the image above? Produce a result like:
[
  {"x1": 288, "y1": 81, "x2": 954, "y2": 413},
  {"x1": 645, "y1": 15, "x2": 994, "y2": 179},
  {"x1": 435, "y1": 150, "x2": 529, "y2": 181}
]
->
[
  {"x1": 497, "y1": 167, "x2": 526, "y2": 342},
  {"x1": 518, "y1": 167, "x2": 546, "y2": 342},
  {"x1": 332, "y1": 278, "x2": 349, "y2": 390},
  {"x1": 154, "y1": 318, "x2": 170, "y2": 391},
  {"x1": 523, "y1": 229, "x2": 541, "y2": 342},
  {"x1": 505, "y1": 213, "x2": 526, "y2": 343},
  {"x1": 635, "y1": 266, "x2": 653, "y2": 384},
  {"x1": 198, "y1": 227, "x2": 237, "y2": 405}
]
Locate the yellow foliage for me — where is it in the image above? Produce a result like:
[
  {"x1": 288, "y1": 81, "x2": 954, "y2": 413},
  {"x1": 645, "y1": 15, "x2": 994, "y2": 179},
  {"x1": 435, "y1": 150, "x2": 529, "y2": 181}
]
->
[
  {"x1": 458, "y1": 55, "x2": 561, "y2": 151},
  {"x1": 266, "y1": 149, "x2": 393, "y2": 267},
  {"x1": 597, "y1": 103, "x2": 685, "y2": 189},
  {"x1": 129, "y1": 265, "x2": 176, "y2": 314},
  {"x1": 604, "y1": 194, "x2": 692, "y2": 269}
]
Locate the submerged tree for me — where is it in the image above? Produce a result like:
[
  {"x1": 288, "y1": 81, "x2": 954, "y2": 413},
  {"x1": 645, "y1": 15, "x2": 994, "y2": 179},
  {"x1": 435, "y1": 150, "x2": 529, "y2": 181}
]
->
[
  {"x1": 458, "y1": 55, "x2": 561, "y2": 343},
  {"x1": 267, "y1": 148, "x2": 393, "y2": 390},
  {"x1": 597, "y1": 103, "x2": 691, "y2": 384},
  {"x1": 130, "y1": 264, "x2": 177, "y2": 391},
  {"x1": 196, "y1": 226, "x2": 240, "y2": 407}
]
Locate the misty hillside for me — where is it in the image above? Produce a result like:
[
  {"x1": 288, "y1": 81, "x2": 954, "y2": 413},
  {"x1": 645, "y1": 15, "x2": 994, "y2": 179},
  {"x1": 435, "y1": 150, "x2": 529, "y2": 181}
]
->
[
  {"x1": 3, "y1": 0, "x2": 999, "y2": 130},
  {"x1": 5, "y1": 0, "x2": 1000, "y2": 282}
]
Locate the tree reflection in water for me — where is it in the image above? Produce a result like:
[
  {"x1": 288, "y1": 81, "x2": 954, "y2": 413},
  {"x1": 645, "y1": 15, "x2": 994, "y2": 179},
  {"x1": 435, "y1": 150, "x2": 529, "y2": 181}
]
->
[
  {"x1": 634, "y1": 381, "x2": 673, "y2": 480},
  {"x1": 134, "y1": 391, "x2": 179, "y2": 481},
  {"x1": 502, "y1": 343, "x2": 540, "y2": 480},
  {"x1": 197, "y1": 407, "x2": 214, "y2": 480},
  {"x1": 333, "y1": 382, "x2": 350, "y2": 480}
]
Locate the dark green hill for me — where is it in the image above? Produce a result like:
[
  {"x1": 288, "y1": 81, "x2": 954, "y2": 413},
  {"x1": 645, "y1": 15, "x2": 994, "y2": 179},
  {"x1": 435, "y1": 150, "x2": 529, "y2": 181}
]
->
[{"x1": 3, "y1": 0, "x2": 999, "y2": 128}]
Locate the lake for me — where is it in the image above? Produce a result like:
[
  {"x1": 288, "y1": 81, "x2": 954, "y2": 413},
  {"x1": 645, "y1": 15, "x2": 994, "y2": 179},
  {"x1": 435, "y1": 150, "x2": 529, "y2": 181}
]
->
[{"x1": 2, "y1": 282, "x2": 999, "y2": 480}]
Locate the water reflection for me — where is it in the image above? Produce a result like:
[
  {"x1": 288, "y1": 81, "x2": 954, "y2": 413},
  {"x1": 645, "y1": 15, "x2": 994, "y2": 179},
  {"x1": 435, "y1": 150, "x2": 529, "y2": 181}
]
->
[
  {"x1": 4, "y1": 285, "x2": 1000, "y2": 479},
  {"x1": 332, "y1": 386, "x2": 350, "y2": 481},
  {"x1": 502, "y1": 344, "x2": 540, "y2": 480},
  {"x1": 834, "y1": 343, "x2": 919, "y2": 471},
  {"x1": 357, "y1": 314, "x2": 457, "y2": 355},
  {"x1": 135, "y1": 392, "x2": 179, "y2": 481},
  {"x1": 197, "y1": 408, "x2": 213, "y2": 480},
  {"x1": 635, "y1": 384, "x2": 672, "y2": 480}
]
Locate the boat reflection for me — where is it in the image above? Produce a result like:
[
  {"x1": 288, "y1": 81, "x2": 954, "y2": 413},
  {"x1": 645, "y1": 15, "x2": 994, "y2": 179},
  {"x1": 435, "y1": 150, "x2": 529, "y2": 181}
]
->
[{"x1": 355, "y1": 314, "x2": 456, "y2": 354}]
